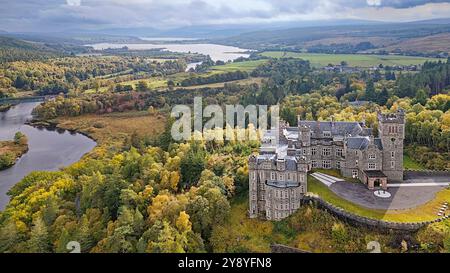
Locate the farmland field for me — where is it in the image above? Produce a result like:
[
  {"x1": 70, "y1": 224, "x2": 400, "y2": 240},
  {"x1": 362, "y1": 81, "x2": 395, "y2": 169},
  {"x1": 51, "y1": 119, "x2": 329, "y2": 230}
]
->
[
  {"x1": 260, "y1": 51, "x2": 442, "y2": 67},
  {"x1": 210, "y1": 59, "x2": 268, "y2": 72},
  {"x1": 84, "y1": 60, "x2": 267, "y2": 93}
]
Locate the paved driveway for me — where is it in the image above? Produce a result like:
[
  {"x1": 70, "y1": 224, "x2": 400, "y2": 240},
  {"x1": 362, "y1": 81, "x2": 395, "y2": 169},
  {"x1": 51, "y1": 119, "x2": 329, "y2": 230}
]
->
[{"x1": 329, "y1": 181, "x2": 446, "y2": 210}]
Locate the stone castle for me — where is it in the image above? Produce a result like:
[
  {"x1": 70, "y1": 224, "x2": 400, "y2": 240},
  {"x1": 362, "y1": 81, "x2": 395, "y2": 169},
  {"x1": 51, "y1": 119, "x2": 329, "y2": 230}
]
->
[{"x1": 249, "y1": 110, "x2": 405, "y2": 221}]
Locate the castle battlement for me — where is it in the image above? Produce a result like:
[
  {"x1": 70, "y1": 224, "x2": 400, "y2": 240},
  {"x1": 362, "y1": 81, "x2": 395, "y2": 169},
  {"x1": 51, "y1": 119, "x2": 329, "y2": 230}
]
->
[{"x1": 377, "y1": 109, "x2": 405, "y2": 124}]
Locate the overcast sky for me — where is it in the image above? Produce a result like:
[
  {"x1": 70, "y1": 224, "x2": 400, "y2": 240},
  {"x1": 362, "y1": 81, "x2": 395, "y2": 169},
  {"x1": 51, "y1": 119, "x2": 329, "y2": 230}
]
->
[{"x1": 2, "y1": 0, "x2": 450, "y2": 32}]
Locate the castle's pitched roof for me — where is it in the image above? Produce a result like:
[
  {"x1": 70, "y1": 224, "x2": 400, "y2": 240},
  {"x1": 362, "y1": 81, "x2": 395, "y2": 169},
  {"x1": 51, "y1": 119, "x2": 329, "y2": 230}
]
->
[
  {"x1": 363, "y1": 170, "x2": 387, "y2": 178},
  {"x1": 285, "y1": 157, "x2": 298, "y2": 171},
  {"x1": 346, "y1": 137, "x2": 370, "y2": 150},
  {"x1": 298, "y1": 121, "x2": 364, "y2": 138},
  {"x1": 346, "y1": 137, "x2": 383, "y2": 150},
  {"x1": 374, "y1": 138, "x2": 383, "y2": 150}
]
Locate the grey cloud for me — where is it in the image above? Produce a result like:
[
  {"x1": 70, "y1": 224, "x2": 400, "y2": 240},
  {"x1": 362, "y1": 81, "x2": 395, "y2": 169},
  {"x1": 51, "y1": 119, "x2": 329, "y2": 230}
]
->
[
  {"x1": 1, "y1": 0, "x2": 450, "y2": 32},
  {"x1": 376, "y1": 0, "x2": 450, "y2": 8}
]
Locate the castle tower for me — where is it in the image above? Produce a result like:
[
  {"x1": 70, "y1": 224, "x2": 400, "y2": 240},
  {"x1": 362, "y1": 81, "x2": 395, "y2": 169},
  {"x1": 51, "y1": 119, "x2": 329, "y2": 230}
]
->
[
  {"x1": 299, "y1": 124, "x2": 311, "y2": 147},
  {"x1": 377, "y1": 109, "x2": 405, "y2": 181},
  {"x1": 248, "y1": 155, "x2": 258, "y2": 218}
]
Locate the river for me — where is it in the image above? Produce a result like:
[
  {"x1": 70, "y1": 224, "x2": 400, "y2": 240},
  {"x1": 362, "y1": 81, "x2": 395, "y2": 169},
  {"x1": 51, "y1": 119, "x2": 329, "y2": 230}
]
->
[
  {"x1": 0, "y1": 102, "x2": 96, "y2": 210},
  {"x1": 88, "y1": 42, "x2": 250, "y2": 62}
]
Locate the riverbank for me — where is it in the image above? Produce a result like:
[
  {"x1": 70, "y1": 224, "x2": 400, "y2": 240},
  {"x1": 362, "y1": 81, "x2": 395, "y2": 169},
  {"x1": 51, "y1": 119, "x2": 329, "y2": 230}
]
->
[
  {"x1": 0, "y1": 102, "x2": 97, "y2": 210},
  {"x1": 0, "y1": 104, "x2": 12, "y2": 112},
  {"x1": 0, "y1": 133, "x2": 29, "y2": 171},
  {"x1": 31, "y1": 110, "x2": 166, "y2": 147}
]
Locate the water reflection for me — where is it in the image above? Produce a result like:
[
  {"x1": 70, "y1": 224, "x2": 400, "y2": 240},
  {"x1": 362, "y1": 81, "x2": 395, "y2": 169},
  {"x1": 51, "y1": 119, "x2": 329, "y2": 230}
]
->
[{"x1": 0, "y1": 102, "x2": 96, "y2": 209}]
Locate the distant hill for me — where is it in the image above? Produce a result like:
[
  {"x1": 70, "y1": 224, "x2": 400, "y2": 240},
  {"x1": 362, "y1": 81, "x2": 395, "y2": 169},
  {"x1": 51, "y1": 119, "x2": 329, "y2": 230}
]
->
[
  {"x1": 370, "y1": 32, "x2": 450, "y2": 55},
  {"x1": 0, "y1": 36, "x2": 67, "y2": 62},
  {"x1": 214, "y1": 20, "x2": 450, "y2": 56}
]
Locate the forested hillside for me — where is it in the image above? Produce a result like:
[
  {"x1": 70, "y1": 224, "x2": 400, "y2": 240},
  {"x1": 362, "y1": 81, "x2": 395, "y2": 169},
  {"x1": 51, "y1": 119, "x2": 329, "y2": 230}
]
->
[{"x1": 0, "y1": 48, "x2": 449, "y2": 253}]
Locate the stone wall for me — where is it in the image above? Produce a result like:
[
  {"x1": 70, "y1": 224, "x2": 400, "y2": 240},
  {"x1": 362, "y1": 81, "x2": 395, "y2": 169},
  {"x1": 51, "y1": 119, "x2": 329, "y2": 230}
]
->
[{"x1": 302, "y1": 195, "x2": 449, "y2": 232}]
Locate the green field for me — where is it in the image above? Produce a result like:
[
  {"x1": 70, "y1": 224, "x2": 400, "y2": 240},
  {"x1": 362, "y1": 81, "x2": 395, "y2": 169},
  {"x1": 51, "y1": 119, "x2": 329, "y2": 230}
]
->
[
  {"x1": 260, "y1": 51, "x2": 442, "y2": 67},
  {"x1": 210, "y1": 59, "x2": 268, "y2": 72}
]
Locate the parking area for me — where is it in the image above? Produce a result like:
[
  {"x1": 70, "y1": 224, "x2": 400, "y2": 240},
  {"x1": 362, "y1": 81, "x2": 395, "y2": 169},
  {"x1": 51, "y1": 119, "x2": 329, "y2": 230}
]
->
[
  {"x1": 313, "y1": 171, "x2": 450, "y2": 211},
  {"x1": 329, "y1": 181, "x2": 447, "y2": 210}
]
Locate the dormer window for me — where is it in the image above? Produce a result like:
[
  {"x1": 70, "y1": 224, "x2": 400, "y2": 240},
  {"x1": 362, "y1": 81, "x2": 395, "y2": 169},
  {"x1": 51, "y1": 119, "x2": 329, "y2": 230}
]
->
[
  {"x1": 369, "y1": 154, "x2": 376, "y2": 160},
  {"x1": 323, "y1": 131, "x2": 332, "y2": 138}
]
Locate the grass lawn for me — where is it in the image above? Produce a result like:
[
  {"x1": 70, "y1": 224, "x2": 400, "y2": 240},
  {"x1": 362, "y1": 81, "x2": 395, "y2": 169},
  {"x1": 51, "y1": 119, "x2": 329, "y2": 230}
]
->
[
  {"x1": 54, "y1": 111, "x2": 166, "y2": 146},
  {"x1": 404, "y1": 154, "x2": 426, "y2": 170},
  {"x1": 260, "y1": 51, "x2": 441, "y2": 68},
  {"x1": 308, "y1": 175, "x2": 450, "y2": 222}
]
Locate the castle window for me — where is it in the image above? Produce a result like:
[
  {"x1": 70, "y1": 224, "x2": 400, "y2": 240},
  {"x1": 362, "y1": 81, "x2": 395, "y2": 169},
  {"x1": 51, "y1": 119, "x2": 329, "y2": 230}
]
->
[
  {"x1": 391, "y1": 161, "x2": 395, "y2": 169},
  {"x1": 279, "y1": 174, "x2": 284, "y2": 181},
  {"x1": 311, "y1": 147, "x2": 317, "y2": 156},
  {"x1": 369, "y1": 154, "x2": 376, "y2": 160},
  {"x1": 271, "y1": 172, "x2": 275, "y2": 180},
  {"x1": 336, "y1": 148, "x2": 343, "y2": 157},
  {"x1": 391, "y1": 151, "x2": 395, "y2": 158},
  {"x1": 368, "y1": 163, "x2": 376, "y2": 170},
  {"x1": 336, "y1": 161, "x2": 341, "y2": 169},
  {"x1": 322, "y1": 148, "x2": 331, "y2": 156},
  {"x1": 312, "y1": 160, "x2": 318, "y2": 168},
  {"x1": 352, "y1": 170, "x2": 358, "y2": 178},
  {"x1": 287, "y1": 173, "x2": 291, "y2": 180},
  {"x1": 323, "y1": 160, "x2": 331, "y2": 169},
  {"x1": 323, "y1": 131, "x2": 332, "y2": 138}
]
